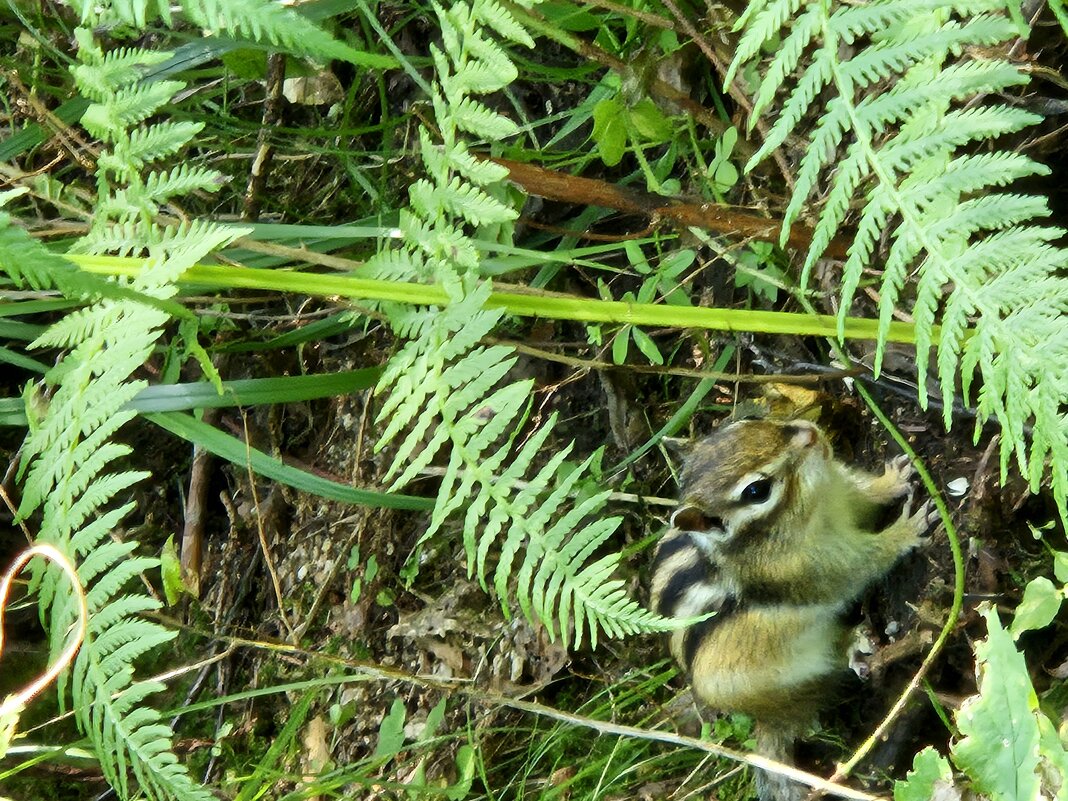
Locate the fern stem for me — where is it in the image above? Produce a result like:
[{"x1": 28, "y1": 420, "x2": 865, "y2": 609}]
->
[
  {"x1": 831, "y1": 383, "x2": 965, "y2": 785},
  {"x1": 71, "y1": 255, "x2": 941, "y2": 344}
]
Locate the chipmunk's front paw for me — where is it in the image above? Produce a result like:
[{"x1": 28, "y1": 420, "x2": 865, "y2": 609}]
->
[
  {"x1": 898, "y1": 493, "x2": 937, "y2": 545},
  {"x1": 865, "y1": 455, "x2": 915, "y2": 505},
  {"x1": 881, "y1": 455, "x2": 915, "y2": 497}
]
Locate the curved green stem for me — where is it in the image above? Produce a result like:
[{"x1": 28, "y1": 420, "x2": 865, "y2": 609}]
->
[{"x1": 830, "y1": 383, "x2": 965, "y2": 784}]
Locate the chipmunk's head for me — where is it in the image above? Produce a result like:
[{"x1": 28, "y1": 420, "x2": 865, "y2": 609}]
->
[{"x1": 669, "y1": 418, "x2": 832, "y2": 553}]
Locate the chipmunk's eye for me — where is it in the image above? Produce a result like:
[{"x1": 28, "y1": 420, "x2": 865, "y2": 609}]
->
[{"x1": 739, "y1": 478, "x2": 772, "y2": 504}]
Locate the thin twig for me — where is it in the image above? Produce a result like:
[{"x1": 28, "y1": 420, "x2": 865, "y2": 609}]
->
[
  {"x1": 239, "y1": 410, "x2": 297, "y2": 643},
  {"x1": 181, "y1": 409, "x2": 218, "y2": 599},
  {"x1": 500, "y1": 338, "x2": 862, "y2": 384},
  {"x1": 242, "y1": 52, "x2": 287, "y2": 221}
]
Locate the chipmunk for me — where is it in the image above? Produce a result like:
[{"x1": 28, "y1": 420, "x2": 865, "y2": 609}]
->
[{"x1": 650, "y1": 417, "x2": 934, "y2": 801}]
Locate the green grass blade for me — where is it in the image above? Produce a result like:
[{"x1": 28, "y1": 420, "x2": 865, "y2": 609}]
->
[{"x1": 146, "y1": 411, "x2": 433, "y2": 511}]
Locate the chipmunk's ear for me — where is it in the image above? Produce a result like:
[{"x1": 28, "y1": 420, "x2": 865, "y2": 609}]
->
[{"x1": 660, "y1": 436, "x2": 693, "y2": 461}]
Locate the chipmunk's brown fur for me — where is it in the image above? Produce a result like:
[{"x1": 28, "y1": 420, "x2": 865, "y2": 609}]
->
[{"x1": 650, "y1": 418, "x2": 933, "y2": 800}]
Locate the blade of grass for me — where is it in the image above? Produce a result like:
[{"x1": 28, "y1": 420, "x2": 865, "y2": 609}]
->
[
  {"x1": 0, "y1": 347, "x2": 48, "y2": 374},
  {"x1": 215, "y1": 313, "x2": 358, "y2": 353},
  {"x1": 0, "y1": 371, "x2": 382, "y2": 424},
  {"x1": 132, "y1": 369, "x2": 381, "y2": 411},
  {"x1": 147, "y1": 410, "x2": 434, "y2": 511},
  {"x1": 0, "y1": 320, "x2": 46, "y2": 340}
]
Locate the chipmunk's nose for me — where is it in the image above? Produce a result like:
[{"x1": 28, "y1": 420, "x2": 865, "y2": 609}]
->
[{"x1": 671, "y1": 504, "x2": 724, "y2": 533}]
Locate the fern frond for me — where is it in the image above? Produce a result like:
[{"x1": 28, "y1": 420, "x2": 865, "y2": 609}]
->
[
  {"x1": 410, "y1": 177, "x2": 519, "y2": 227},
  {"x1": 78, "y1": 539, "x2": 140, "y2": 587},
  {"x1": 751, "y1": 5, "x2": 822, "y2": 120},
  {"x1": 363, "y1": 247, "x2": 429, "y2": 283},
  {"x1": 454, "y1": 0, "x2": 535, "y2": 46},
  {"x1": 451, "y1": 96, "x2": 520, "y2": 139},
  {"x1": 446, "y1": 142, "x2": 511, "y2": 184},
  {"x1": 65, "y1": 0, "x2": 167, "y2": 26},
  {"x1": 460, "y1": 410, "x2": 554, "y2": 557},
  {"x1": 728, "y1": 0, "x2": 805, "y2": 80},
  {"x1": 366, "y1": 0, "x2": 670, "y2": 648},
  {"x1": 117, "y1": 121, "x2": 206, "y2": 168},
  {"x1": 0, "y1": 213, "x2": 107, "y2": 298},
  {"x1": 81, "y1": 81, "x2": 185, "y2": 142},
  {"x1": 71, "y1": 45, "x2": 171, "y2": 100},
  {"x1": 733, "y1": 0, "x2": 1068, "y2": 522},
  {"x1": 4, "y1": 26, "x2": 252, "y2": 801},
  {"x1": 181, "y1": 0, "x2": 372, "y2": 65},
  {"x1": 493, "y1": 443, "x2": 582, "y2": 606},
  {"x1": 374, "y1": 282, "x2": 671, "y2": 646},
  {"x1": 67, "y1": 0, "x2": 375, "y2": 65},
  {"x1": 142, "y1": 164, "x2": 224, "y2": 203},
  {"x1": 431, "y1": 383, "x2": 529, "y2": 532},
  {"x1": 400, "y1": 209, "x2": 480, "y2": 271}
]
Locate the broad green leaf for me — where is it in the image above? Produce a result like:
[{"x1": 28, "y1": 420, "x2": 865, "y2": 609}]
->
[
  {"x1": 611, "y1": 326, "x2": 630, "y2": 364},
  {"x1": 631, "y1": 326, "x2": 664, "y2": 364},
  {"x1": 421, "y1": 698, "x2": 447, "y2": 741},
  {"x1": 446, "y1": 744, "x2": 477, "y2": 800},
  {"x1": 374, "y1": 698, "x2": 407, "y2": 759},
  {"x1": 1010, "y1": 577, "x2": 1063, "y2": 639},
  {"x1": 592, "y1": 98, "x2": 627, "y2": 166},
  {"x1": 712, "y1": 160, "x2": 740, "y2": 192},
  {"x1": 894, "y1": 746, "x2": 954, "y2": 801},
  {"x1": 1037, "y1": 714, "x2": 1068, "y2": 801},
  {"x1": 160, "y1": 534, "x2": 184, "y2": 606},
  {"x1": 628, "y1": 98, "x2": 673, "y2": 141},
  {"x1": 954, "y1": 607, "x2": 1041, "y2": 801},
  {"x1": 1052, "y1": 550, "x2": 1068, "y2": 584}
]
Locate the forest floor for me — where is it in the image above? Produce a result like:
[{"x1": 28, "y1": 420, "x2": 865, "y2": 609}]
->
[{"x1": 2, "y1": 4, "x2": 1067, "y2": 800}]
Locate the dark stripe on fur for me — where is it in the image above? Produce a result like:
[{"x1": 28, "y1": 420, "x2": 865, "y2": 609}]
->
[
  {"x1": 653, "y1": 534, "x2": 692, "y2": 566},
  {"x1": 654, "y1": 562, "x2": 708, "y2": 617},
  {"x1": 682, "y1": 595, "x2": 740, "y2": 670}
]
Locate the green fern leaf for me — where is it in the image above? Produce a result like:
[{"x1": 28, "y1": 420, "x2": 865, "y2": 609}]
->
[
  {"x1": 71, "y1": 42, "x2": 171, "y2": 99},
  {"x1": 727, "y1": 0, "x2": 805, "y2": 85},
  {"x1": 445, "y1": 177, "x2": 518, "y2": 225},
  {"x1": 182, "y1": 0, "x2": 389, "y2": 66},
  {"x1": 451, "y1": 96, "x2": 520, "y2": 139},
  {"x1": 475, "y1": 0, "x2": 535, "y2": 45},
  {"x1": 77, "y1": 539, "x2": 140, "y2": 587},
  {"x1": 447, "y1": 142, "x2": 511, "y2": 185},
  {"x1": 118, "y1": 121, "x2": 205, "y2": 167},
  {"x1": 400, "y1": 210, "x2": 481, "y2": 270},
  {"x1": 368, "y1": 0, "x2": 675, "y2": 649},
  {"x1": 142, "y1": 164, "x2": 224, "y2": 203},
  {"x1": 751, "y1": 6, "x2": 822, "y2": 120},
  {"x1": 749, "y1": 49, "x2": 832, "y2": 159},
  {"x1": 0, "y1": 215, "x2": 107, "y2": 298},
  {"x1": 81, "y1": 82, "x2": 185, "y2": 140},
  {"x1": 461, "y1": 414, "x2": 554, "y2": 567},
  {"x1": 427, "y1": 395, "x2": 526, "y2": 538},
  {"x1": 734, "y1": 0, "x2": 1068, "y2": 523},
  {"x1": 522, "y1": 483, "x2": 610, "y2": 623}
]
